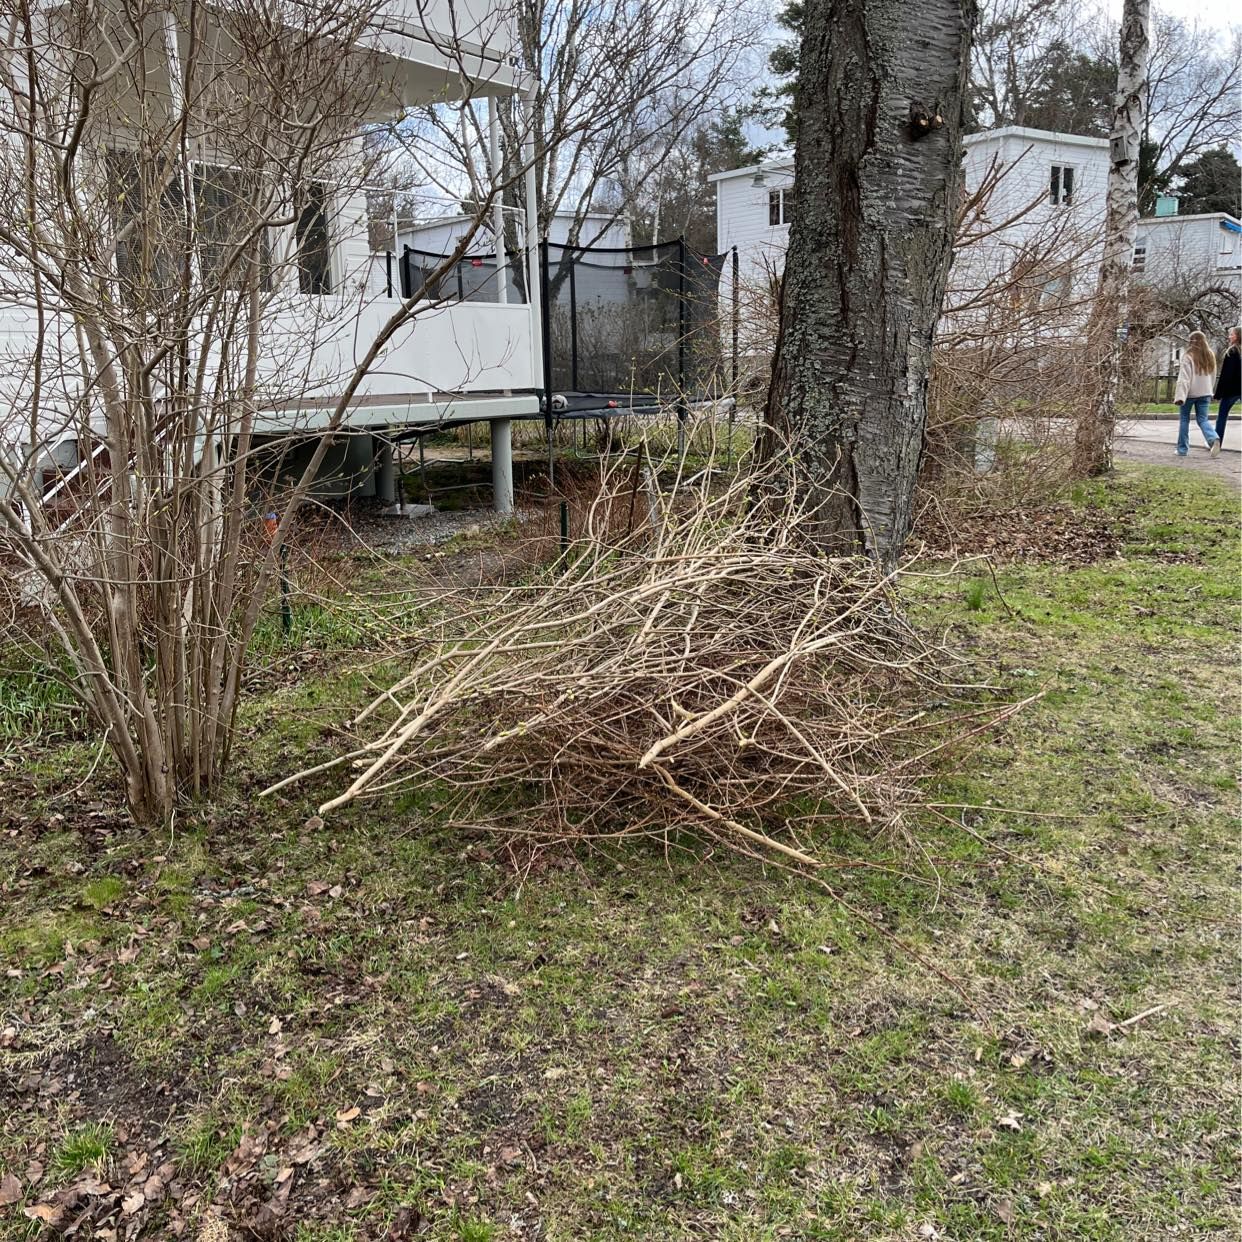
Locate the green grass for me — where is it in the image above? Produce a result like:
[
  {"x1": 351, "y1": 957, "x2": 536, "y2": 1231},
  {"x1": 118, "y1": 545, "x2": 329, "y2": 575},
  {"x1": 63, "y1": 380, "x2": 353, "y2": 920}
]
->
[
  {"x1": 0, "y1": 661, "x2": 82, "y2": 742},
  {"x1": 0, "y1": 463, "x2": 1237, "y2": 1240},
  {"x1": 49, "y1": 1123, "x2": 113, "y2": 1180}
]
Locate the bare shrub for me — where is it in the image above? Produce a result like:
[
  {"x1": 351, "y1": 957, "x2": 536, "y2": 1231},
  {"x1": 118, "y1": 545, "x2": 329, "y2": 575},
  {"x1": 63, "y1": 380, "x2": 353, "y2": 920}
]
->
[{"x1": 918, "y1": 152, "x2": 1110, "y2": 526}]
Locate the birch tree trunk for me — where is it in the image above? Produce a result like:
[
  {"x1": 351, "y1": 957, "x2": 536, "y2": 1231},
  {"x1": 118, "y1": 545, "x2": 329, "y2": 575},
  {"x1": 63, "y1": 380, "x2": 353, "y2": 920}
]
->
[
  {"x1": 1073, "y1": 0, "x2": 1150, "y2": 476},
  {"x1": 763, "y1": 0, "x2": 973, "y2": 567}
]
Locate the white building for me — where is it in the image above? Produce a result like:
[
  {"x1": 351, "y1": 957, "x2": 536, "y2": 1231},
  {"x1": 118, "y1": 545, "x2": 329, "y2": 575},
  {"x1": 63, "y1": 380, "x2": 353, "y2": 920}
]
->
[
  {"x1": 1, "y1": 0, "x2": 544, "y2": 513},
  {"x1": 712, "y1": 128, "x2": 1240, "y2": 362}
]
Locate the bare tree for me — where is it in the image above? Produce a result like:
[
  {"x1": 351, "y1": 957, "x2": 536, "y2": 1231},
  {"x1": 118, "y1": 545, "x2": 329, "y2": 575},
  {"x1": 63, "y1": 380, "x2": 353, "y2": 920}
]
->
[
  {"x1": 761, "y1": 0, "x2": 973, "y2": 565},
  {"x1": 1141, "y1": 14, "x2": 1241, "y2": 210},
  {"x1": 400, "y1": 0, "x2": 763, "y2": 256},
  {"x1": 1074, "y1": 0, "x2": 1149, "y2": 476},
  {"x1": 0, "y1": 0, "x2": 519, "y2": 822}
]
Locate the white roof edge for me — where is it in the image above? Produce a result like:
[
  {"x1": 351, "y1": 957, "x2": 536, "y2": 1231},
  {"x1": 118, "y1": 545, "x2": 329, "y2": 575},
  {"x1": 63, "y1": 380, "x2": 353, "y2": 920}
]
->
[
  {"x1": 965, "y1": 126, "x2": 1110, "y2": 149},
  {"x1": 1137, "y1": 212, "x2": 1242, "y2": 227},
  {"x1": 708, "y1": 157, "x2": 794, "y2": 184},
  {"x1": 709, "y1": 127, "x2": 1111, "y2": 184}
]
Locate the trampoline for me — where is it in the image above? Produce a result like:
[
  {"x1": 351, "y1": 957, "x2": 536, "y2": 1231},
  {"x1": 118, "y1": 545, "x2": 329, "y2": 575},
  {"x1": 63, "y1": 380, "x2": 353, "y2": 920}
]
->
[{"x1": 537, "y1": 238, "x2": 739, "y2": 424}]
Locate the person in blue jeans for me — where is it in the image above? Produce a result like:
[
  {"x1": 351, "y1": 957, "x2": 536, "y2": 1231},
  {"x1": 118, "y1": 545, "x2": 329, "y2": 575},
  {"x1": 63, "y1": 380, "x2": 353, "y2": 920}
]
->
[
  {"x1": 1214, "y1": 326, "x2": 1240, "y2": 446},
  {"x1": 1173, "y1": 331, "x2": 1221, "y2": 457}
]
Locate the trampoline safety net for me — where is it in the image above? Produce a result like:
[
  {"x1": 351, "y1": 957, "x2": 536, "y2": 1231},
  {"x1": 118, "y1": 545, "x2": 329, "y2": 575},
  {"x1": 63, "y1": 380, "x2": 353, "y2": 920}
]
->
[
  {"x1": 395, "y1": 247, "x2": 528, "y2": 305},
  {"x1": 541, "y1": 239, "x2": 735, "y2": 403}
]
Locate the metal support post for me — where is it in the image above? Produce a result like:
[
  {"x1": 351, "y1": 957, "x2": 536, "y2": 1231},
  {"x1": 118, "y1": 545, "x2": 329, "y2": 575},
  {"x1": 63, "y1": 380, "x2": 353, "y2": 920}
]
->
[{"x1": 490, "y1": 418, "x2": 513, "y2": 515}]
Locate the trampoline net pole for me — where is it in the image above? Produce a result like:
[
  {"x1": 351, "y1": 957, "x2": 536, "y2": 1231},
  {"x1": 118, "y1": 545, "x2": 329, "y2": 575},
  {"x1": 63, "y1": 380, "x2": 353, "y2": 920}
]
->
[
  {"x1": 539, "y1": 238, "x2": 555, "y2": 490},
  {"x1": 729, "y1": 246, "x2": 739, "y2": 468},
  {"x1": 677, "y1": 237, "x2": 687, "y2": 459},
  {"x1": 569, "y1": 258, "x2": 579, "y2": 392}
]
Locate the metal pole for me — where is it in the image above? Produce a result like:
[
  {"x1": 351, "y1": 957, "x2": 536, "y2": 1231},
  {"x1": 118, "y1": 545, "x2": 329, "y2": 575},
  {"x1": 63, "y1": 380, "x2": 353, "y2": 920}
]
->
[
  {"x1": 522, "y1": 86, "x2": 543, "y2": 384},
  {"x1": 729, "y1": 246, "x2": 739, "y2": 468},
  {"x1": 386, "y1": 250, "x2": 393, "y2": 299},
  {"x1": 401, "y1": 245, "x2": 412, "y2": 299},
  {"x1": 569, "y1": 256, "x2": 579, "y2": 391},
  {"x1": 488, "y1": 105, "x2": 509, "y2": 305},
  {"x1": 279, "y1": 542, "x2": 292, "y2": 636},
  {"x1": 539, "y1": 237, "x2": 555, "y2": 491},
  {"x1": 490, "y1": 418, "x2": 513, "y2": 515},
  {"x1": 677, "y1": 237, "x2": 687, "y2": 460},
  {"x1": 730, "y1": 246, "x2": 740, "y2": 393}
]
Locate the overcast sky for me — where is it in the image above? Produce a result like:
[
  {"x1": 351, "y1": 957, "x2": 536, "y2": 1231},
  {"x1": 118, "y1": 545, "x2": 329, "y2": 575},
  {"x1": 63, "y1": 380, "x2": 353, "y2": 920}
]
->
[{"x1": 1107, "y1": 0, "x2": 1239, "y2": 32}]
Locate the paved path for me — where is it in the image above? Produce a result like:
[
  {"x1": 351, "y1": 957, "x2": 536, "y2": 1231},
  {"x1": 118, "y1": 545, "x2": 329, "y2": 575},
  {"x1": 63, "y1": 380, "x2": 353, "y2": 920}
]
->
[{"x1": 1114, "y1": 418, "x2": 1241, "y2": 491}]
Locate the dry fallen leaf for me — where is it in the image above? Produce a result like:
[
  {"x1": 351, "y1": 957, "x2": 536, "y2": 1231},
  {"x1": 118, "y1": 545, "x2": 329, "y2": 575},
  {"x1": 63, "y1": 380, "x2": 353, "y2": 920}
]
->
[
  {"x1": 304, "y1": 816, "x2": 325, "y2": 831},
  {"x1": 23, "y1": 1203, "x2": 63, "y2": 1225},
  {"x1": 1036, "y1": 1180, "x2": 1054, "y2": 1197},
  {"x1": 1085, "y1": 1011, "x2": 1114, "y2": 1038},
  {"x1": 997, "y1": 1111, "x2": 1023, "y2": 1132},
  {"x1": 122, "y1": 1189, "x2": 145, "y2": 1215},
  {"x1": 0, "y1": 1172, "x2": 22, "y2": 1206},
  {"x1": 268, "y1": 1016, "x2": 283, "y2": 1036},
  {"x1": 996, "y1": 1197, "x2": 1016, "y2": 1226},
  {"x1": 335, "y1": 1106, "x2": 361, "y2": 1124}
]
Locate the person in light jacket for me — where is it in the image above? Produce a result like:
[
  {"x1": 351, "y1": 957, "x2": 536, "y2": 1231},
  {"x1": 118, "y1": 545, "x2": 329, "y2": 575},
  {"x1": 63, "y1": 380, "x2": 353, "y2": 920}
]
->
[
  {"x1": 1174, "y1": 331, "x2": 1221, "y2": 457},
  {"x1": 1214, "y1": 326, "x2": 1240, "y2": 446}
]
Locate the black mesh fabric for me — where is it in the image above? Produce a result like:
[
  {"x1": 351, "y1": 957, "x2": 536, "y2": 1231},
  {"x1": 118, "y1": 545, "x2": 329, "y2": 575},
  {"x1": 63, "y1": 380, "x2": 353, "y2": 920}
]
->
[
  {"x1": 543, "y1": 240, "x2": 728, "y2": 399},
  {"x1": 397, "y1": 247, "x2": 527, "y2": 305}
]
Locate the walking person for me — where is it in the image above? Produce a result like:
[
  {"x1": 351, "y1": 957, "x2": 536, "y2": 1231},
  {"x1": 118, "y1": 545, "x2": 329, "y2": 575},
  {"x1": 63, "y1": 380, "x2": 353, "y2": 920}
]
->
[
  {"x1": 1214, "y1": 326, "x2": 1240, "y2": 446},
  {"x1": 1174, "y1": 331, "x2": 1221, "y2": 457}
]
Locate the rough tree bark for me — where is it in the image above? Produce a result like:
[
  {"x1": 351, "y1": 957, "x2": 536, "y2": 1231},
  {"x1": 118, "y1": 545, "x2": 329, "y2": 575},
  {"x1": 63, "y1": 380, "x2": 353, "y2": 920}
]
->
[
  {"x1": 763, "y1": 0, "x2": 973, "y2": 567},
  {"x1": 1073, "y1": 0, "x2": 1149, "y2": 476}
]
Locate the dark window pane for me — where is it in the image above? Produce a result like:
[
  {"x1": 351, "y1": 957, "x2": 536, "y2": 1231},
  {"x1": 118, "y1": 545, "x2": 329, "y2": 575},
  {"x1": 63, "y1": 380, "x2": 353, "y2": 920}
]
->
[
  {"x1": 1049, "y1": 165, "x2": 1060, "y2": 206},
  {"x1": 769, "y1": 189, "x2": 781, "y2": 226},
  {"x1": 108, "y1": 149, "x2": 184, "y2": 308},
  {"x1": 297, "y1": 183, "x2": 332, "y2": 294},
  {"x1": 194, "y1": 167, "x2": 270, "y2": 291},
  {"x1": 1062, "y1": 166, "x2": 1074, "y2": 205}
]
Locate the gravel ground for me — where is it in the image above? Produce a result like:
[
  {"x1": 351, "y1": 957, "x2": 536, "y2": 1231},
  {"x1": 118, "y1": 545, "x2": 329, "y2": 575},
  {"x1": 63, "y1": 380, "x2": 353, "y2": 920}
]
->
[{"x1": 301, "y1": 501, "x2": 541, "y2": 557}]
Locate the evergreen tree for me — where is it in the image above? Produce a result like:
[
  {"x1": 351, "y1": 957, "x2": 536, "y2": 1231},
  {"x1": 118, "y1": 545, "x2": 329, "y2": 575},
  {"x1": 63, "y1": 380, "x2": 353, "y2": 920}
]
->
[{"x1": 1173, "y1": 147, "x2": 1242, "y2": 216}]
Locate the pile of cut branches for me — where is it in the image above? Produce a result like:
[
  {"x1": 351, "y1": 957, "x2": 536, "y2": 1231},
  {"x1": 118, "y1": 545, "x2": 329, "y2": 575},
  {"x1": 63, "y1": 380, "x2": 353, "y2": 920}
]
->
[{"x1": 272, "y1": 458, "x2": 998, "y2": 872}]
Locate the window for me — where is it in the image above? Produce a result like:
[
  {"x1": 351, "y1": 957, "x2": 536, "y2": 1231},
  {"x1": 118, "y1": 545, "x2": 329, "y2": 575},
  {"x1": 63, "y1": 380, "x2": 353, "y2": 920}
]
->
[
  {"x1": 107, "y1": 150, "x2": 184, "y2": 306},
  {"x1": 1049, "y1": 164, "x2": 1075, "y2": 207},
  {"x1": 110, "y1": 152, "x2": 273, "y2": 297},
  {"x1": 194, "y1": 165, "x2": 271, "y2": 291},
  {"x1": 768, "y1": 186, "x2": 793, "y2": 227},
  {"x1": 1132, "y1": 242, "x2": 1147, "y2": 272},
  {"x1": 296, "y1": 182, "x2": 333, "y2": 294}
]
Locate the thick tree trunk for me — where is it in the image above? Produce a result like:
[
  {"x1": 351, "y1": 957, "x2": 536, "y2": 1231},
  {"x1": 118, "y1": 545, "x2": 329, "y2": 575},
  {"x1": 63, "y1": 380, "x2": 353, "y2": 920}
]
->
[
  {"x1": 763, "y1": 0, "x2": 972, "y2": 567},
  {"x1": 1073, "y1": 0, "x2": 1149, "y2": 477}
]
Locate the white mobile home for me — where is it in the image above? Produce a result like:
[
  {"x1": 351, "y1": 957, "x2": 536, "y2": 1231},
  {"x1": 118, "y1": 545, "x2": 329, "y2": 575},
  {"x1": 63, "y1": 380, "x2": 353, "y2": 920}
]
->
[
  {"x1": 712, "y1": 128, "x2": 1240, "y2": 364},
  {"x1": 0, "y1": 0, "x2": 543, "y2": 514}
]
